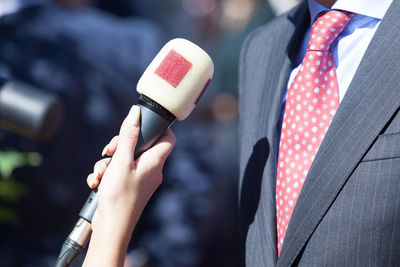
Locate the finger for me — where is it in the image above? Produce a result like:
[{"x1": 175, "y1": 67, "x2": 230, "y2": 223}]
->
[
  {"x1": 87, "y1": 158, "x2": 112, "y2": 189},
  {"x1": 101, "y1": 136, "x2": 119, "y2": 157},
  {"x1": 108, "y1": 136, "x2": 119, "y2": 155},
  {"x1": 87, "y1": 172, "x2": 98, "y2": 189},
  {"x1": 113, "y1": 105, "x2": 141, "y2": 162},
  {"x1": 139, "y1": 129, "x2": 176, "y2": 166},
  {"x1": 93, "y1": 158, "x2": 111, "y2": 178}
]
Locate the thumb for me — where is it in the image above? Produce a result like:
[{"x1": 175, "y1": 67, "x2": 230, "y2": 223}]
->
[
  {"x1": 113, "y1": 105, "x2": 141, "y2": 162},
  {"x1": 138, "y1": 128, "x2": 176, "y2": 166}
]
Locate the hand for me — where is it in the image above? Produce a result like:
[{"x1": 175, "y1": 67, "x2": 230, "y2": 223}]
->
[{"x1": 83, "y1": 105, "x2": 176, "y2": 267}]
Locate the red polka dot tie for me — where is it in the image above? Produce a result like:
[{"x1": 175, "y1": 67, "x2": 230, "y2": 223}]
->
[{"x1": 276, "y1": 10, "x2": 353, "y2": 254}]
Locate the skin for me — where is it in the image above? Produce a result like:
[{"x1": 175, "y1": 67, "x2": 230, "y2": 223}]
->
[
  {"x1": 316, "y1": 0, "x2": 336, "y2": 8},
  {"x1": 82, "y1": 105, "x2": 176, "y2": 267},
  {"x1": 82, "y1": 2, "x2": 337, "y2": 265}
]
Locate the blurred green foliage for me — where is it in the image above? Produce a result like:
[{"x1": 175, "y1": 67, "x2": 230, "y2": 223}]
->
[{"x1": 0, "y1": 150, "x2": 42, "y2": 224}]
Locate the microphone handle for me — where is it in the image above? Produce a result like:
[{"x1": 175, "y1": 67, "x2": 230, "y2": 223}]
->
[{"x1": 55, "y1": 96, "x2": 175, "y2": 267}]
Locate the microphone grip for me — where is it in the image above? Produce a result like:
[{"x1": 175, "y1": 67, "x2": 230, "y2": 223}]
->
[
  {"x1": 78, "y1": 101, "x2": 174, "y2": 222},
  {"x1": 56, "y1": 96, "x2": 175, "y2": 267}
]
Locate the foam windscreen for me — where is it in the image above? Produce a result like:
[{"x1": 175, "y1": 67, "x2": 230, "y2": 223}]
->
[{"x1": 137, "y1": 38, "x2": 214, "y2": 120}]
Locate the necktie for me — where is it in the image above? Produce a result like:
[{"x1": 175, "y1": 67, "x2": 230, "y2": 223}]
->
[{"x1": 276, "y1": 10, "x2": 353, "y2": 254}]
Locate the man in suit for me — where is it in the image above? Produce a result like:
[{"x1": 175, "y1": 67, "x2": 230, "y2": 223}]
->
[{"x1": 239, "y1": 0, "x2": 400, "y2": 265}]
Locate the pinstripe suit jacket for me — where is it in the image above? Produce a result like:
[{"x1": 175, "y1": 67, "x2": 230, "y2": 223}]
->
[{"x1": 238, "y1": 1, "x2": 400, "y2": 266}]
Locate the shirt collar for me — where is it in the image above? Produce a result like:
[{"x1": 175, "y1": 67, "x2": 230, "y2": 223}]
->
[{"x1": 308, "y1": 0, "x2": 393, "y2": 22}]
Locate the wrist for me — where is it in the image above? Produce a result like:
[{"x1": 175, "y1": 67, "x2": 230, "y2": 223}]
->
[
  {"x1": 94, "y1": 191, "x2": 148, "y2": 238},
  {"x1": 83, "y1": 214, "x2": 133, "y2": 267},
  {"x1": 91, "y1": 210, "x2": 135, "y2": 248}
]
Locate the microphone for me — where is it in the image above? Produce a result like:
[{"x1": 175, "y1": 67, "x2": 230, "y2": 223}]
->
[
  {"x1": 0, "y1": 77, "x2": 63, "y2": 141},
  {"x1": 55, "y1": 38, "x2": 214, "y2": 267}
]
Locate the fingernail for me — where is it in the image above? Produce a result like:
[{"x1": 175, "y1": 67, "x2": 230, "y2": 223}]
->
[
  {"x1": 101, "y1": 144, "x2": 109, "y2": 157},
  {"x1": 129, "y1": 105, "x2": 141, "y2": 126},
  {"x1": 89, "y1": 179, "x2": 95, "y2": 189},
  {"x1": 93, "y1": 168, "x2": 99, "y2": 179}
]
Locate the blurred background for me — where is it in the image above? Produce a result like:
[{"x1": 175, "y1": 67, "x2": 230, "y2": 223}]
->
[{"x1": 0, "y1": 0, "x2": 297, "y2": 266}]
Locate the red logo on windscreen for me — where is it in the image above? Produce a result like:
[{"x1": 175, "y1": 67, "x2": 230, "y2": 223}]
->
[
  {"x1": 195, "y1": 79, "x2": 210, "y2": 105},
  {"x1": 155, "y1": 49, "x2": 192, "y2": 88}
]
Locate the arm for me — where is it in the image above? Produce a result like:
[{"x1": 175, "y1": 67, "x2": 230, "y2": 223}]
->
[{"x1": 82, "y1": 105, "x2": 176, "y2": 267}]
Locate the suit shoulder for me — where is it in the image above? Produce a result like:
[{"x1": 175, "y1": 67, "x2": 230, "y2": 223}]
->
[{"x1": 242, "y1": 2, "x2": 307, "y2": 56}]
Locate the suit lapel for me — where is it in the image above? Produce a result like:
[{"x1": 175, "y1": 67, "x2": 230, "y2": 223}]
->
[
  {"x1": 239, "y1": 3, "x2": 310, "y2": 265},
  {"x1": 263, "y1": 3, "x2": 311, "y2": 261},
  {"x1": 278, "y1": 1, "x2": 400, "y2": 265}
]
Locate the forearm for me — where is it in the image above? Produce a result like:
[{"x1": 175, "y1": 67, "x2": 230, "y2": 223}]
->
[
  {"x1": 82, "y1": 106, "x2": 175, "y2": 266},
  {"x1": 82, "y1": 213, "x2": 136, "y2": 267},
  {"x1": 82, "y1": 194, "x2": 147, "y2": 267}
]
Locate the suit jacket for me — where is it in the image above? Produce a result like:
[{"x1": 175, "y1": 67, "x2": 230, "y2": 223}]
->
[{"x1": 238, "y1": 1, "x2": 400, "y2": 266}]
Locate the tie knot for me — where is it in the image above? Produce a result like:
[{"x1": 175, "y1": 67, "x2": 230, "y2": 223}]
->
[{"x1": 307, "y1": 10, "x2": 353, "y2": 52}]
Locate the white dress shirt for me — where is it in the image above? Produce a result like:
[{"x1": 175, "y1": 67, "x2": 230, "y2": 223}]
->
[{"x1": 277, "y1": 0, "x2": 393, "y2": 155}]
